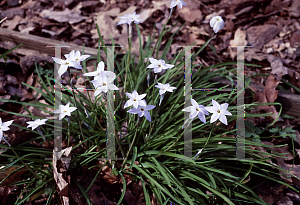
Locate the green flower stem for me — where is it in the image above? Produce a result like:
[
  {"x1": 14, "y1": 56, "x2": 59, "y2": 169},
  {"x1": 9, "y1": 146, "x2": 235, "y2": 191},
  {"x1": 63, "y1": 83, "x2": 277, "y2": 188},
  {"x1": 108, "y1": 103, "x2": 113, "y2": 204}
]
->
[
  {"x1": 144, "y1": 16, "x2": 171, "y2": 72},
  {"x1": 36, "y1": 127, "x2": 46, "y2": 141},
  {"x1": 194, "y1": 123, "x2": 216, "y2": 160},
  {"x1": 168, "y1": 33, "x2": 217, "y2": 81},
  {"x1": 80, "y1": 69, "x2": 105, "y2": 131},
  {"x1": 151, "y1": 74, "x2": 157, "y2": 105},
  {"x1": 168, "y1": 8, "x2": 174, "y2": 19},
  {"x1": 0, "y1": 17, "x2": 7, "y2": 24},
  {"x1": 123, "y1": 23, "x2": 132, "y2": 95},
  {"x1": 147, "y1": 103, "x2": 161, "y2": 149},
  {"x1": 67, "y1": 116, "x2": 70, "y2": 147},
  {"x1": 67, "y1": 69, "x2": 87, "y2": 148},
  {"x1": 121, "y1": 119, "x2": 139, "y2": 169}
]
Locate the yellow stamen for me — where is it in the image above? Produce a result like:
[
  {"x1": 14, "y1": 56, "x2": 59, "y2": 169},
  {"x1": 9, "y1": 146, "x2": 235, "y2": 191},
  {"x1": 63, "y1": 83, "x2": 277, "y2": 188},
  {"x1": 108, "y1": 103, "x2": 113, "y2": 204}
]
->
[{"x1": 217, "y1": 110, "x2": 220, "y2": 113}]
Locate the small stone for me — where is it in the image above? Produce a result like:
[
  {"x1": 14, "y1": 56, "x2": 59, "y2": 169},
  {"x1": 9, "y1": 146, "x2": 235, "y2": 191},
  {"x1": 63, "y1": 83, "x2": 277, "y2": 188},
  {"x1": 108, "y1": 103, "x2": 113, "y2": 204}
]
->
[
  {"x1": 285, "y1": 42, "x2": 290, "y2": 48},
  {"x1": 266, "y1": 47, "x2": 274, "y2": 53}
]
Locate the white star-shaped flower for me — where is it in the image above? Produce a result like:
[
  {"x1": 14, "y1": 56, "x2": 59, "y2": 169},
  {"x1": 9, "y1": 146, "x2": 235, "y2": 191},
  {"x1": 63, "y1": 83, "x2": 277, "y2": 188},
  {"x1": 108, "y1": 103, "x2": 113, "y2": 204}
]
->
[
  {"x1": 210, "y1": 16, "x2": 225, "y2": 33},
  {"x1": 155, "y1": 82, "x2": 177, "y2": 95},
  {"x1": 170, "y1": 0, "x2": 187, "y2": 9},
  {"x1": 26, "y1": 119, "x2": 48, "y2": 130},
  {"x1": 127, "y1": 100, "x2": 155, "y2": 122},
  {"x1": 205, "y1": 99, "x2": 232, "y2": 125},
  {"x1": 84, "y1": 61, "x2": 116, "y2": 82},
  {"x1": 65, "y1": 50, "x2": 90, "y2": 70},
  {"x1": 182, "y1": 99, "x2": 209, "y2": 124},
  {"x1": 91, "y1": 72, "x2": 119, "y2": 97},
  {"x1": 147, "y1": 58, "x2": 174, "y2": 73},
  {"x1": 54, "y1": 102, "x2": 77, "y2": 120},
  {"x1": 0, "y1": 118, "x2": 14, "y2": 142},
  {"x1": 117, "y1": 12, "x2": 143, "y2": 25},
  {"x1": 52, "y1": 55, "x2": 75, "y2": 77},
  {"x1": 124, "y1": 90, "x2": 147, "y2": 109}
]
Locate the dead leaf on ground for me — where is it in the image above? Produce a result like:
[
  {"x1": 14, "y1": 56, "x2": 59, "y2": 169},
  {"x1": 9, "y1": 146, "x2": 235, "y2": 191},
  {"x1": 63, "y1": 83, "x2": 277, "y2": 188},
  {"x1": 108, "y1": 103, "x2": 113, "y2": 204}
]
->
[
  {"x1": 229, "y1": 28, "x2": 247, "y2": 59},
  {"x1": 267, "y1": 55, "x2": 289, "y2": 81},
  {"x1": 0, "y1": 166, "x2": 28, "y2": 186},
  {"x1": 40, "y1": 8, "x2": 87, "y2": 24},
  {"x1": 247, "y1": 25, "x2": 279, "y2": 50},
  {"x1": 178, "y1": 7, "x2": 203, "y2": 23},
  {"x1": 249, "y1": 74, "x2": 281, "y2": 122}
]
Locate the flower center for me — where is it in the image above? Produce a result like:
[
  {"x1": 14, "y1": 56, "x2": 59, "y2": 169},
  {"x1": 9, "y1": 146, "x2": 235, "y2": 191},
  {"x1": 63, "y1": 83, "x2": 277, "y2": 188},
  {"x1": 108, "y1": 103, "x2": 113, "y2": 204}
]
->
[
  {"x1": 103, "y1": 83, "x2": 106, "y2": 86},
  {"x1": 64, "y1": 111, "x2": 67, "y2": 113},
  {"x1": 158, "y1": 65, "x2": 161, "y2": 67},
  {"x1": 217, "y1": 18, "x2": 220, "y2": 21},
  {"x1": 196, "y1": 108, "x2": 199, "y2": 111},
  {"x1": 217, "y1": 110, "x2": 220, "y2": 113},
  {"x1": 76, "y1": 58, "x2": 79, "y2": 61},
  {"x1": 141, "y1": 108, "x2": 144, "y2": 111},
  {"x1": 134, "y1": 99, "x2": 137, "y2": 101},
  {"x1": 65, "y1": 62, "x2": 69, "y2": 65}
]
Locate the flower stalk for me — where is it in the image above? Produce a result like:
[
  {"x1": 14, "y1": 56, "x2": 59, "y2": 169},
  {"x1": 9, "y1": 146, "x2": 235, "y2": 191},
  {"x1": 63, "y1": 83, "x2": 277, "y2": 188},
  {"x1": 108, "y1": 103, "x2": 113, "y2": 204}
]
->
[
  {"x1": 121, "y1": 119, "x2": 139, "y2": 169},
  {"x1": 123, "y1": 24, "x2": 132, "y2": 95},
  {"x1": 194, "y1": 123, "x2": 216, "y2": 160}
]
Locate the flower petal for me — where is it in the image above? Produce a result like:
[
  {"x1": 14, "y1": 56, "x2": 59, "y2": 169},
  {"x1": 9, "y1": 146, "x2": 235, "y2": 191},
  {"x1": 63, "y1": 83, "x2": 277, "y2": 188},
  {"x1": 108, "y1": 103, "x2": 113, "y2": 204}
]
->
[
  {"x1": 125, "y1": 92, "x2": 134, "y2": 99},
  {"x1": 2, "y1": 120, "x2": 14, "y2": 127},
  {"x1": 144, "y1": 105, "x2": 155, "y2": 110},
  {"x1": 210, "y1": 113, "x2": 220, "y2": 123},
  {"x1": 138, "y1": 100, "x2": 147, "y2": 107},
  {"x1": 107, "y1": 84, "x2": 119, "y2": 90},
  {"x1": 144, "y1": 111, "x2": 151, "y2": 122},
  {"x1": 97, "y1": 61, "x2": 105, "y2": 71},
  {"x1": 153, "y1": 67, "x2": 162, "y2": 73},
  {"x1": 58, "y1": 65, "x2": 68, "y2": 76},
  {"x1": 190, "y1": 110, "x2": 198, "y2": 119},
  {"x1": 124, "y1": 100, "x2": 133, "y2": 108},
  {"x1": 219, "y1": 114, "x2": 228, "y2": 125},
  {"x1": 182, "y1": 106, "x2": 194, "y2": 112},
  {"x1": 220, "y1": 103, "x2": 229, "y2": 110},
  {"x1": 127, "y1": 108, "x2": 139, "y2": 114},
  {"x1": 79, "y1": 55, "x2": 91, "y2": 61},
  {"x1": 52, "y1": 57, "x2": 64, "y2": 64},
  {"x1": 198, "y1": 113, "x2": 206, "y2": 124},
  {"x1": 205, "y1": 106, "x2": 217, "y2": 113},
  {"x1": 137, "y1": 93, "x2": 146, "y2": 100},
  {"x1": 84, "y1": 71, "x2": 97, "y2": 76},
  {"x1": 71, "y1": 61, "x2": 82, "y2": 69},
  {"x1": 159, "y1": 89, "x2": 166, "y2": 95},
  {"x1": 210, "y1": 16, "x2": 217, "y2": 27},
  {"x1": 221, "y1": 110, "x2": 232, "y2": 116},
  {"x1": 117, "y1": 19, "x2": 127, "y2": 25},
  {"x1": 191, "y1": 99, "x2": 198, "y2": 107},
  {"x1": 132, "y1": 100, "x2": 139, "y2": 108},
  {"x1": 211, "y1": 99, "x2": 221, "y2": 110},
  {"x1": 170, "y1": 0, "x2": 177, "y2": 8},
  {"x1": 181, "y1": 0, "x2": 187, "y2": 6},
  {"x1": 149, "y1": 58, "x2": 159, "y2": 64},
  {"x1": 0, "y1": 130, "x2": 3, "y2": 142}
]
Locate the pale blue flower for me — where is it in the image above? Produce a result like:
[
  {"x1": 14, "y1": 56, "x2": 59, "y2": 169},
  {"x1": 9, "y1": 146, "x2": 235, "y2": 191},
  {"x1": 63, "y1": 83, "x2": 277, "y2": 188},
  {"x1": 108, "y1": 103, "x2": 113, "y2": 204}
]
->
[{"x1": 205, "y1": 99, "x2": 232, "y2": 125}]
